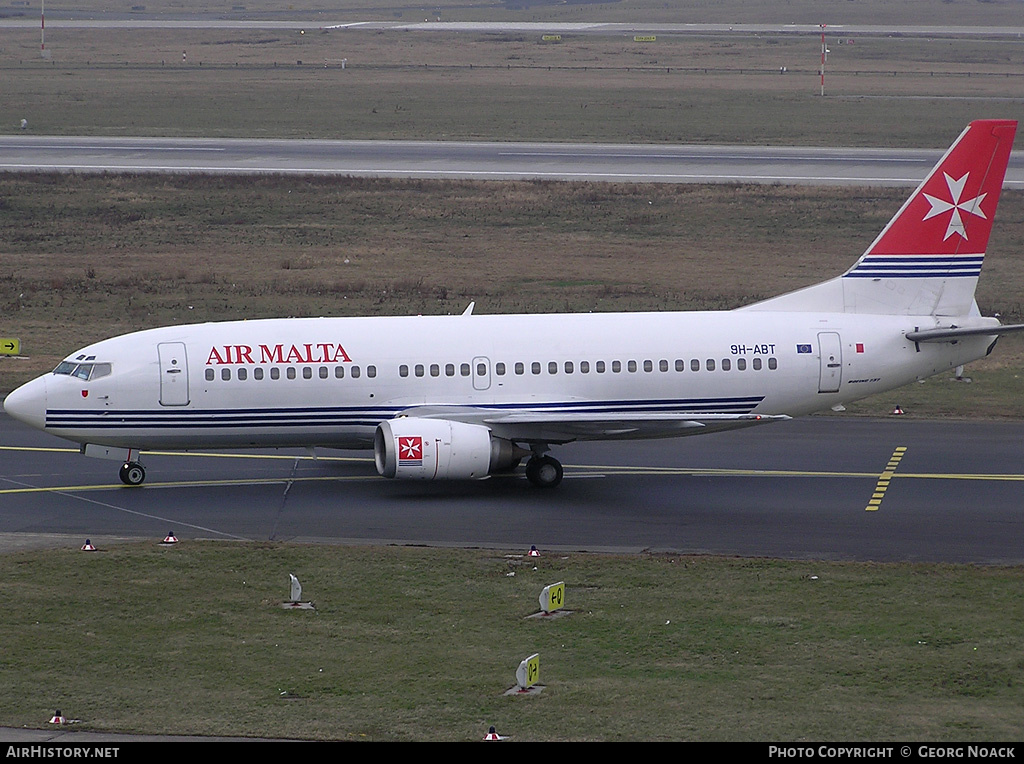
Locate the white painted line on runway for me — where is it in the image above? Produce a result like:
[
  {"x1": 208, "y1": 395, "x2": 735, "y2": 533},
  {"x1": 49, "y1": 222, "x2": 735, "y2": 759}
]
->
[
  {"x1": 499, "y1": 151, "x2": 931, "y2": 164},
  {"x1": 0, "y1": 145, "x2": 227, "y2": 152},
  {"x1": 0, "y1": 163, "x2": 939, "y2": 184}
]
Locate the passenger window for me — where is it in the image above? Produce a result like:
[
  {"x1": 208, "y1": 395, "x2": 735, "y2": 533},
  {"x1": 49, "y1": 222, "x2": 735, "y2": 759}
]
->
[
  {"x1": 367, "y1": 365, "x2": 376, "y2": 378},
  {"x1": 477, "y1": 362, "x2": 487, "y2": 376},
  {"x1": 287, "y1": 367, "x2": 296, "y2": 380},
  {"x1": 675, "y1": 359, "x2": 685, "y2": 372},
  {"x1": 351, "y1": 366, "x2": 361, "y2": 378},
  {"x1": 415, "y1": 364, "x2": 425, "y2": 377},
  {"x1": 271, "y1": 367, "x2": 281, "y2": 380},
  {"x1": 596, "y1": 361, "x2": 606, "y2": 373},
  {"x1": 399, "y1": 365, "x2": 409, "y2": 378},
  {"x1": 532, "y1": 362, "x2": 541, "y2": 375},
  {"x1": 565, "y1": 361, "x2": 573, "y2": 374},
  {"x1": 334, "y1": 365, "x2": 344, "y2": 379},
  {"x1": 446, "y1": 364, "x2": 455, "y2": 377},
  {"x1": 222, "y1": 368, "x2": 231, "y2": 381},
  {"x1": 238, "y1": 368, "x2": 248, "y2": 381},
  {"x1": 205, "y1": 368, "x2": 215, "y2": 381},
  {"x1": 691, "y1": 359, "x2": 700, "y2": 372},
  {"x1": 580, "y1": 361, "x2": 590, "y2": 373},
  {"x1": 515, "y1": 362, "x2": 525, "y2": 375},
  {"x1": 495, "y1": 362, "x2": 506, "y2": 376},
  {"x1": 706, "y1": 359, "x2": 716, "y2": 371},
  {"x1": 627, "y1": 360, "x2": 637, "y2": 373},
  {"x1": 319, "y1": 366, "x2": 328, "y2": 379},
  {"x1": 721, "y1": 359, "x2": 730, "y2": 371},
  {"x1": 430, "y1": 364, "x2": 440, "y2": 377},
  {"x1": 254, "y1": 368, "x2": 264, "y2": 380},
  {"x1": 302, "y1": 367, "x2": 312, "y2": 379},
  {"x1": 460, "y1": 363, "x2": 470, "y2": 377},
  {"x1": 659, "y1": 360, "x2": 668, "y2": 372},
  {"x1": 548, "y1": 361, "x2": 558, "y2": 374},
  {"x1": 753, "y1": 358, "x2": 762, "y2": 371},
  {"x1": 612, "y1": 361, "x2": 621, "y2": 373},
  {"x1": 737, "y1": 358, "x2": 746, "y2": 371},
  {"x1": 768, "y1": 357, "x2": 778, "y2": 370}
]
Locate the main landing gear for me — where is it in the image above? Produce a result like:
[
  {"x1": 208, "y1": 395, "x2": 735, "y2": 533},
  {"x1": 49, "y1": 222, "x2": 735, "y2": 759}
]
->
[
  {"x1": 119, "y1": 461, "x2": 146, "y2": 486},
  {"x1": 525, "y1": 454, "x2": 563, "y2": 489}
]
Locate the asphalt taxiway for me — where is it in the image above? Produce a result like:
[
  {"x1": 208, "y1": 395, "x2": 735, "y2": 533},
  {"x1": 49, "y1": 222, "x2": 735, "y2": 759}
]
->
[{"x1": 2, "y1": 412, "x2": 1022, "y2": 563}]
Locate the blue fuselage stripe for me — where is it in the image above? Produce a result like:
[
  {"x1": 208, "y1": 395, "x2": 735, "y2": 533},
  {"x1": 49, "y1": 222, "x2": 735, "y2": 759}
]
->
[{"x1": 44, "y1": 396, "x2": 766, "y2": 429}]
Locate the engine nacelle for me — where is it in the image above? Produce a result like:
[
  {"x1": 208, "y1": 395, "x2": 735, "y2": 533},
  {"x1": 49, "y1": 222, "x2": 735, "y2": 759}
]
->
[{"x1": 374, "y1": 418, "x2": 524, "y2": 481}]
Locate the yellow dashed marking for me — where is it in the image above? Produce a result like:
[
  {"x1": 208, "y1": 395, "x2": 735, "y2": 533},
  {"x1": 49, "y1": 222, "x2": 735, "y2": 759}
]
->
[{"x1": 866, "y1": 446, "x2": 907, "y2": 512}]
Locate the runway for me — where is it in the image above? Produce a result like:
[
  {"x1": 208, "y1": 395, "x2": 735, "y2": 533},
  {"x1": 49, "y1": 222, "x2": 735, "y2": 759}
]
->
[
  {"x1": 4, "y1": 135, "x2": 1024, "y2": 187},
  {"x1": 2, "y1": 412, "x2": 1022, "y2": 563},
  {"x1": 3, "y1": 19, "x2": 1024, "y2": 39}
]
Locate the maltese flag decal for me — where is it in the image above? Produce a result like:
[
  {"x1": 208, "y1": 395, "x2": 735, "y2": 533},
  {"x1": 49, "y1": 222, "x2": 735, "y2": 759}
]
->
[{"x1": 398, "y1": 436, "x2": 423, "y2": 466}]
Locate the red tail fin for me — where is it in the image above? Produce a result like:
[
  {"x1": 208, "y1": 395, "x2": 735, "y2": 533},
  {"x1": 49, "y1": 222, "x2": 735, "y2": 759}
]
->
[
  {"x1": 854, "y1": 119, "x2": 1016, "y2": 268},
  {"x1": 743, "y1": 120, "x2": 1017, "y2": 316}
]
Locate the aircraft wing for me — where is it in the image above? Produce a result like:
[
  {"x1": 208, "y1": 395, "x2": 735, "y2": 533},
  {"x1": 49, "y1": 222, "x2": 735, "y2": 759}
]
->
[{"x1": 397, "y1": 406, "x2": 789, "y2": 443}]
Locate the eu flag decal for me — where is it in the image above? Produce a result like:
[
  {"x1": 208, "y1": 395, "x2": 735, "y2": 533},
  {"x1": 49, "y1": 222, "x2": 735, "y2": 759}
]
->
[{"x1": 796, "y1": 344, "x2": 812, "y2": 354}]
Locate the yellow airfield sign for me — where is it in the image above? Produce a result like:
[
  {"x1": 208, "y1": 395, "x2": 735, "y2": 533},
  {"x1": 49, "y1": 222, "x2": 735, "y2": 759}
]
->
[
  {"x1": 539, "y1": 581, "x2": 565, "y2": 614},
  {"x1": 0, "y1": 338, "x2": 21, "y2": 355},
  {"x1": 516, "y1": 653, "x2": 540, "y2": 690}
]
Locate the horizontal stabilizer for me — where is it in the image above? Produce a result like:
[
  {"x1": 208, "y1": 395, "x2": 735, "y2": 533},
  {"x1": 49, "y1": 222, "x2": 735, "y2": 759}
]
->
[{"x1": 905, "y1": 323, "x2": 1024, "y2": 343}]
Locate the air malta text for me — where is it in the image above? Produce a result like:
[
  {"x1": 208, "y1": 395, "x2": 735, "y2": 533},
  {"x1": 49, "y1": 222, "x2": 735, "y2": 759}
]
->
[{"x1": 206, "y1": 343, "x2": 353, "y2": 365}]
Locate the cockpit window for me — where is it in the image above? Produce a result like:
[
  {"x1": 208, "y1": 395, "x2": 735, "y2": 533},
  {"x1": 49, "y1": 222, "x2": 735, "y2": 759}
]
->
[{"x1": 52, "y1": 361, "x2": 112, "y2": 381}]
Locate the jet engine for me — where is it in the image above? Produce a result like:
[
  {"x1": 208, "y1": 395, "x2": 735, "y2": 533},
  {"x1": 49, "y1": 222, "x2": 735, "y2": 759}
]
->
[{"x1": 374, "y1": 417, "x2": 527, "y2": 481}]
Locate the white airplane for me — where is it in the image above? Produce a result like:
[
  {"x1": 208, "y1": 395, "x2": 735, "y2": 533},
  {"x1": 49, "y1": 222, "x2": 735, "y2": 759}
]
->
[{"x1": 4, "y1": 120, "x2": 1022, "y2": 488}]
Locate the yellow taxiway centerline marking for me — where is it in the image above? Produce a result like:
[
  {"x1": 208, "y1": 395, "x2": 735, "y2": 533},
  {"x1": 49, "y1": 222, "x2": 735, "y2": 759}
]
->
[
  {"x1": 0, "y1": 445, "x2": 367, "y2": 463},
  {"x1": 0, "y1": 474, "x2": 385, "y2": 494},
  {"x1": 3, "y1": 445, "x2": 1024, "y2": 495}
]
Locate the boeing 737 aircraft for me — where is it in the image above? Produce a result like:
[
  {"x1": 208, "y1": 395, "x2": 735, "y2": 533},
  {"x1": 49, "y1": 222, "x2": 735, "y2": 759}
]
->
[{"x1": 4, "y1": 120, "x2": 1021, "y2": 488}]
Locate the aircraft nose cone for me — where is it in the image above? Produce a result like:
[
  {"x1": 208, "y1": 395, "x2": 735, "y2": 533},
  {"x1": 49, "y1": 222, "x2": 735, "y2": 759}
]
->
[{"x1": 3, "y1": 375, "x2": 47, "y2": 430}]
